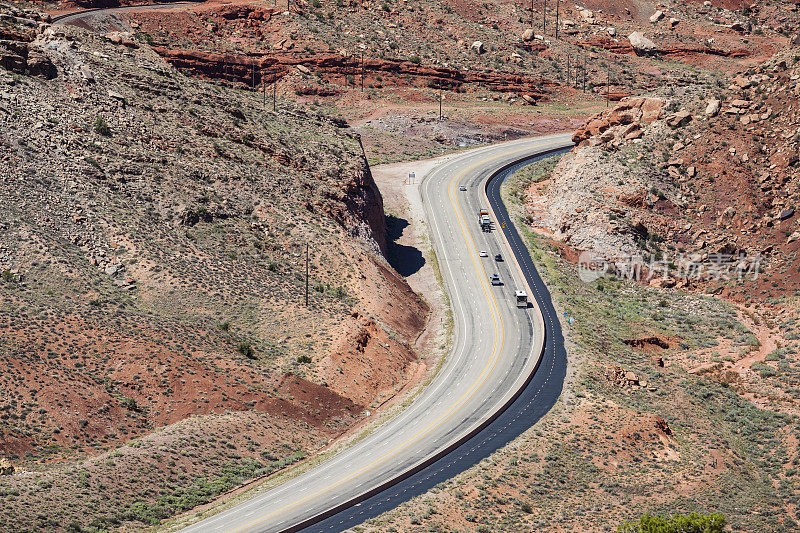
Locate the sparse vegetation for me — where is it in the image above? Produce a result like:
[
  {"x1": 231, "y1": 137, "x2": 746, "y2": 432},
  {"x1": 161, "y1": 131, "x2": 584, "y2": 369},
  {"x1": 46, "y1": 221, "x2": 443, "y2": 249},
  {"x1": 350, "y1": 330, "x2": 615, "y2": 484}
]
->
[{"x1": 93, "y1": 116, "x2": 111, "y2": 136}]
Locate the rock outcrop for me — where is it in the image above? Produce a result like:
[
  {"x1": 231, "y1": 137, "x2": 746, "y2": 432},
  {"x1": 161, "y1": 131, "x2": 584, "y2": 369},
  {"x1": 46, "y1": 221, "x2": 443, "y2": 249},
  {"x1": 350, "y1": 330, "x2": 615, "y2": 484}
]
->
[
  {"x1": 579, "y1": 36, "x2": 750, "y2": 59},
  {"x1": 0, "y1": 6, "x2": 55, "y2": 78},
  {"x1": 152, "y1": 47, "x2": 556, "y2": 99},
  {"x1": 572, "y1": 96, "x2": 665, "y2": 147}
]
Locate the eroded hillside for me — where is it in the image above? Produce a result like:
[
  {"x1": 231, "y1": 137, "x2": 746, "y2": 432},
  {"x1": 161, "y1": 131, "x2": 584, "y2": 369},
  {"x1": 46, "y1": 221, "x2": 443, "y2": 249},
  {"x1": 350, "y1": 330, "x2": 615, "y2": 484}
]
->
[{"x1": 0, "y1": 5, "x2": 428, "y2": 530}]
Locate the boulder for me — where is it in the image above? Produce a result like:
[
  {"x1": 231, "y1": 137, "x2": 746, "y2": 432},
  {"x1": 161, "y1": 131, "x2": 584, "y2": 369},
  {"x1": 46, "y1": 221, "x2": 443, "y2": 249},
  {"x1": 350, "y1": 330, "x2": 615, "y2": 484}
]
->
[
  {"x1": 296, "y1": 64, "x2": 311, "y2": 74},
  {"x1": 79, "y1": 64, "x2": 94, "y2": 82},
  {"x1": 522, "y1": 28, "x2": 534, "y2": 42},
  {"x1": 623, "y1": 123, "x2": 642, "y2": 140},
  {"x1": 640, "y1": 97, "x2": 665, "y2": 122},
  {"x1": 669, "y1": 17, "x2": 680, "y2": 28},
  {"x1": 471, "y1": 40, "x2": 484, "y2": 54},
  {"x1": 650, "y1": 10, "x2": 665, "y2": 23},
  {"x1": 650, "y1": 277, "x2": 676, "y2": 288},
  {"x1": 628, "y1": 31, "x2": 657, "y2": 54},
  {"x1": 103, "y1": 31, "x2": 138, "y2": 48},
  {"x1": 0, "y1": 45, "x2": 27, "y2": 74},
  {"x1": 733, "y1": 75, "x2": 752, "y2": 89},
  {"x1": 580, "y1": 9, "x2": 595, "y2": 23},
  {"x1": 666, "y1": 110, "x2": 692, "y2": 128},
  {"x1": 25, "y1": 47, "x2": 55, "y2": 78},
  {"x1": 0, "y1": 458, "x2": 13, "y2": 475},
  {"x1": 705, "y1": 99, "x2": 721, "y2": 117},
  {"x1": 607, "y1": 27, "x2": 617, "y2": 36}
]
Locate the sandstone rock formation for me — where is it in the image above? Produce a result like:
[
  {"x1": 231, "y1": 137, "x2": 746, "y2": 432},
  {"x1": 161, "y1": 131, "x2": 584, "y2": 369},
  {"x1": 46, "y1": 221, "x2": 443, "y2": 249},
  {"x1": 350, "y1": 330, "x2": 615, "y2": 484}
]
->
[
  {"x1": 152, "y1": 47, "x2": 555, "y2": 99},
  {"x1": 0, "y1": 6, "x2": 55, "y2": 78},
  {"x1": 572, "y1": 96, "x2": 665, "y2": 147}
]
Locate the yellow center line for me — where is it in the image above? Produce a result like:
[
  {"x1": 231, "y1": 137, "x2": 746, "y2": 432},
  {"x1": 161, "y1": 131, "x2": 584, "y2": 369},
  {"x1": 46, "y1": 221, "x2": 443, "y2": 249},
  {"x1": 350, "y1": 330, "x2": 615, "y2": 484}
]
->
[{"x1": 224, "y1": 142, "x2": 539, "y2": 533}]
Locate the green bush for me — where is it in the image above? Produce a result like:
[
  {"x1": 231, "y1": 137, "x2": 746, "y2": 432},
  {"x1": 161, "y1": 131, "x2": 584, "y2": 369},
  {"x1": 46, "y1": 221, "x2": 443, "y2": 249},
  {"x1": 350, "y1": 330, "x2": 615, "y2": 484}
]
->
[
  {"x1": 618, "y1": 512, "x2": 725, "y2": 533},
  {"x1": 751, "y1": 362, "x2": 776, "y2": 378},
  {"x1": 120, "y1": 397, "x2": 139, "y2": 412},
  {"x1": 93, "y1": 116, "x2": 111, "y2": 136},
  {"x1": 237, "y1": 342, "x2": 256, "y2": 359}
]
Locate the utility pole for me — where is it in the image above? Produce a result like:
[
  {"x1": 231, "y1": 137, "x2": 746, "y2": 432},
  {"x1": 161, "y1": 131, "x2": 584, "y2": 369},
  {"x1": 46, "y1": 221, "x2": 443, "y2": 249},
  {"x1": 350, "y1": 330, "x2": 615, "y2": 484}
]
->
[
  {"x1": 305, "y1": 243, "x2": 309, "y2": 307},
  {"x1": 582, "y1": 63, "x2": 587, "y2": 92},
  {"x1": 555, "y1": 0, "x2": 559, "y2": 40},
  {"x1": 576, "y1": 59, "x2": 580, "y2": 88},
  {"x1": 542, "y1": 0, "x2": 546, "y2": 36},
  {"x1": 530, "y1": 0, "x2": 534, "y2": 27}
]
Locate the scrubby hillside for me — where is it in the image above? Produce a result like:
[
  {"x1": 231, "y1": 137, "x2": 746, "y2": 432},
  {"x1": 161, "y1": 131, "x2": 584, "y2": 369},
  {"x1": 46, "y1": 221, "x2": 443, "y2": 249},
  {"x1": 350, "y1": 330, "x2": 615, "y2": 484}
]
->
[{"x1": 0, "y1": 5, "x2": 428, "y2": 530}]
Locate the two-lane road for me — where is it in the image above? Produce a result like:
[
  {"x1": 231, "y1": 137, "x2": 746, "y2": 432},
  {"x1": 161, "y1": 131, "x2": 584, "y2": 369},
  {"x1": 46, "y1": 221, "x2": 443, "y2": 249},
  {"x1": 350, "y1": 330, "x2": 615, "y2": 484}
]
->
[{"x1": 177, "y1": 134, "x2": 573, "y2": 533}]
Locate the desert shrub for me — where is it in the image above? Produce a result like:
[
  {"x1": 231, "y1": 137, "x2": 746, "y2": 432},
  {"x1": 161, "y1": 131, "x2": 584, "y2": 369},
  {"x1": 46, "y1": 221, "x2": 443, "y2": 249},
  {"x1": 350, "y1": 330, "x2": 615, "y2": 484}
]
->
[
  {"x1": 618, "y1": 512, "x2": 725, "y2": 533},
  {"x1": 751, "y1": 362, "x2": 776, "y2": 378},
  {"x1": 237, "y1": 342, "x2": 256, "y2": 359},
  {"x1": 93, "y1": 117, "x2": 111, "y2": 136},
  {"x1": 120, "y1": 397, "x2": 139, "y2": 412}
]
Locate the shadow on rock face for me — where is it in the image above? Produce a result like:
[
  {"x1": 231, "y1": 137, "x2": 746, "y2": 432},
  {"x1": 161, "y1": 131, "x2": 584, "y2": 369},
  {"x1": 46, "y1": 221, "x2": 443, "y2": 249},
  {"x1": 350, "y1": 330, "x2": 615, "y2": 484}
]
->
[{"x1": 385, "y1": 214, "x2": 425, "y2": 277}]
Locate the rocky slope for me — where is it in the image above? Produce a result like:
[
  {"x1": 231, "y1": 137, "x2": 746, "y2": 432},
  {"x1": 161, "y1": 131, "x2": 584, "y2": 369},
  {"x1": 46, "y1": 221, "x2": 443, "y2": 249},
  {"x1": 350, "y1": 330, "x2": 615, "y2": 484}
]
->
[
  {"x1": 0, "y1": 4, "x2": 428, "y2": 530},
  {"x1": 528, "y1": 41, "x2": 800, "y2": 300}
]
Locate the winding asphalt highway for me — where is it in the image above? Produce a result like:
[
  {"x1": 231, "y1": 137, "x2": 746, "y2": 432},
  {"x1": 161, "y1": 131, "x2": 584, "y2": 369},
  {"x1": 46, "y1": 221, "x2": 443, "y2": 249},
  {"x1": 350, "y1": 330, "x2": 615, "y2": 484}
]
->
[
  {"x1": 51, "y1": 2, "x2": 201, "y2": 25},
  {"x1": 49, "y1": 4, "x2": 575, "y2": 530},
  {"x1": 175, "y1": 134, "x2": 573, "y2": 533}
]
